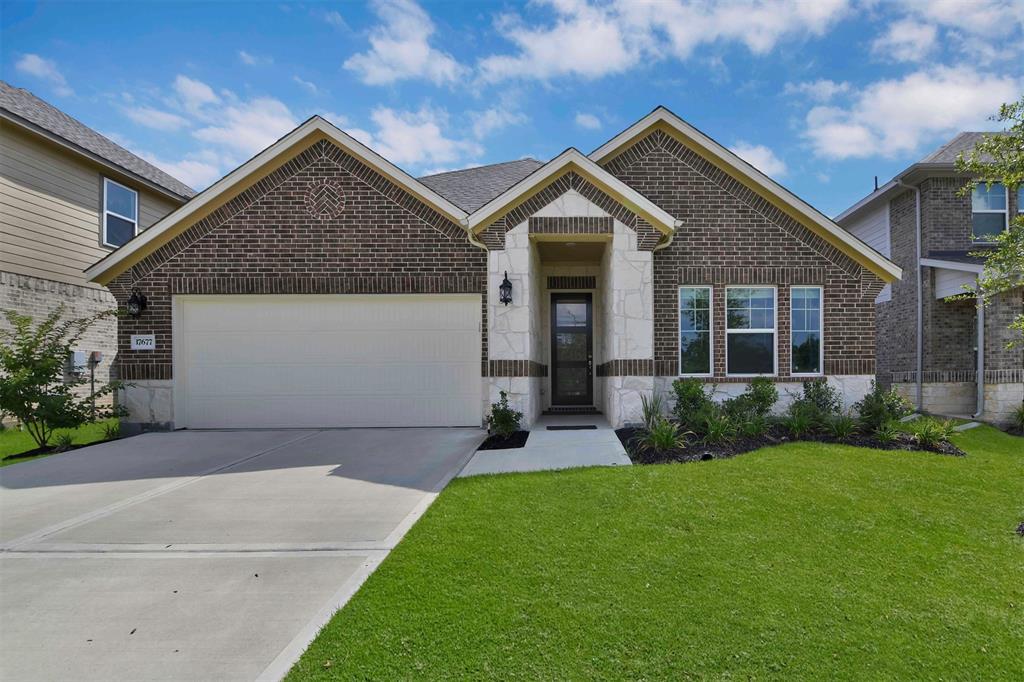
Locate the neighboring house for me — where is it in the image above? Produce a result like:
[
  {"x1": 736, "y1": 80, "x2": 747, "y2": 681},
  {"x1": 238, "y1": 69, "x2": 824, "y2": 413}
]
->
[
  {"x1": 0, "y1": 81, "x2": 194, "y2": 400},
  {"x1": 84, "y1": 107, "x2": 900, "y2": 433},
  {"x1": 837, "y1": 132, "x2": 1023, "y2": 425}
]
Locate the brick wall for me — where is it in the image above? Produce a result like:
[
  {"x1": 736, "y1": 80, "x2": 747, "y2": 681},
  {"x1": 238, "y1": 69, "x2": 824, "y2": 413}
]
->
[
  {"x1": 108, "y1": 139, "x2": 487, "y2": 381},
  {"x1": 601, "y1": 129, "x2": 882, "y2": 379}
]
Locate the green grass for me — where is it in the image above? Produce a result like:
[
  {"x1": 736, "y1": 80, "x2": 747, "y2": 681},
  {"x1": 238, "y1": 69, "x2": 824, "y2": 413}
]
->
[
  {"x1": 289, "y1": 426, "x2": 1024, "y2": 680},
  {"x1": 0, "y1": 418, "x2": 118, "y2": 466}
]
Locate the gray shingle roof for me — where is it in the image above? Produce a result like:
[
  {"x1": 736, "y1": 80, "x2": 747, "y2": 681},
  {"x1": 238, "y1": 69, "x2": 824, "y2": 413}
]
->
[
  {"x1": 0, "y1": 81, "x2": 195, "y2": 199},
  {"x1": 418, "y1": 158, "x2": 544, "y2": 212},
  {"x1": 927, "y1": 249, "x2": 990, "y2": 264},
  {"x1": 920, "y1": 131, "x2": 1003, "y2": 164}
]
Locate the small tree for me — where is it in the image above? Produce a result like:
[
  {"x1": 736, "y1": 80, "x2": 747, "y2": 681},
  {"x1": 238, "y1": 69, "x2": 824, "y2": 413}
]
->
[
  {"x1": 0, "y1": 306, "x2": 123, "y2": 449},
  {"x1": 954, "y1": 96, "x2": 1024, "y2": 348}
]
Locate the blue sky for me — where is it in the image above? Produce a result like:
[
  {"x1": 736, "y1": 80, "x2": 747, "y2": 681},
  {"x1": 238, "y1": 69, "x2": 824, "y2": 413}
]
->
[{"x1": 2, "y1": 0, "x2": 1021, "y2": 216}]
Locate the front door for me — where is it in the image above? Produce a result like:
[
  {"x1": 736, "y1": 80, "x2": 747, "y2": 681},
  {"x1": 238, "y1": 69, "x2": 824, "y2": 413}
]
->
[{"x1": 551, "y1": 293, "x2": 593, "y2": 405}]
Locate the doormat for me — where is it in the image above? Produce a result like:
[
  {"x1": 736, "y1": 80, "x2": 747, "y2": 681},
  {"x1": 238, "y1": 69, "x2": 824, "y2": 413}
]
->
[{"x1": 546, "y1": 425, "x2": 598, "y2": 431}]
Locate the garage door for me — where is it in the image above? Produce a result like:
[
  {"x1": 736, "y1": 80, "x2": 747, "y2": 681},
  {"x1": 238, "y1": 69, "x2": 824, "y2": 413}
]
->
[{"x1": 174, "y1": 295, "x2": 482, "y2": 428}]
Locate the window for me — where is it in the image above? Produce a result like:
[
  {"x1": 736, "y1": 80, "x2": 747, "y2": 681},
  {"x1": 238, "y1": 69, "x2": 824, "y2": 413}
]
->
[
  {"x1": 679, "y1": 286, "x2": 712, "y2": 375},
  {"x1": 726, "y1": 287, "x2": 776, "y2": 375},
  {"x1": 102, "y1": 178, "x2": 138, "y2": 248},
  {"x1": 791, "y1": 286, "x2": 823, "y2": 375},
  {"x1": 1018, "y1": 186, "x2": 1023, "y2": 214},
  {"x1": 971, "y1": 182, "x2": 1006, "y2": 242}
]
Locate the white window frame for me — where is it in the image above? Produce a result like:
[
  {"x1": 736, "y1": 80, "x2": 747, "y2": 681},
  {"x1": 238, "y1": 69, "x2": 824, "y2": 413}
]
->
[
  {"x1": 790, "y1": 285, "x2": 824, "y2": 377},
  {"x1": 971, "y1": 181, "x2": 1008, "y2": 243},
  {"x1": 678, "y1": 285, "x2": 713, "y2": 377},
  {"x1": 102, "y1": 177, "x2": 138, "y2": 248},
  {"x1": 724, "y1": 285, "x2": 777, "y2": 378}
]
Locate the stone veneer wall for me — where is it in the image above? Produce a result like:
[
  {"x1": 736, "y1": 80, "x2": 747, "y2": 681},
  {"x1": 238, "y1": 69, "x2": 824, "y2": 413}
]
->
[{"x1": 106, "y1": 139, "x2": 488, "y2": 430}]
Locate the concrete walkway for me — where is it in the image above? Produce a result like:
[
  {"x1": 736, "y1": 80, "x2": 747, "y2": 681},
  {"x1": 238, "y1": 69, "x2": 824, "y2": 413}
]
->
[
  {"x1": 460, "y1": 414, "x2": 631, "y2": 476},
  {"x1": 0, "y1": 427, "x2": 483, "y2": 681}
]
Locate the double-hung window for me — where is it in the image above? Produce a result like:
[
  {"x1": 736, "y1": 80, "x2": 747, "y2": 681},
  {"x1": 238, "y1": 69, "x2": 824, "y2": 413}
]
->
[
  {"x1": 791, "y1": 286, "x2": 823, "y2": 375},
  {"x1": 971, "y1": 182, "x2": 1007, "y2": 242},
  {"x1": 678, "y1": 286, "x2": 712, "y2": 375},
  {"x1": 1018, "y1": 186, "x2": 1023, "y2": 215},
  {"x1": 725, "y1": 287, "x2": 776, "y2": 375},
  {"x1": 102, "y1": 178, "x2": 138, "y2": 248}
]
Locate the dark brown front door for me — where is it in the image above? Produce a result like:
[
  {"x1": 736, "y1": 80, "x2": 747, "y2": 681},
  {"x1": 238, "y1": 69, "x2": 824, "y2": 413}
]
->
[{"x1": 551, "y1": 293, "x2": 593, "y2": 405}]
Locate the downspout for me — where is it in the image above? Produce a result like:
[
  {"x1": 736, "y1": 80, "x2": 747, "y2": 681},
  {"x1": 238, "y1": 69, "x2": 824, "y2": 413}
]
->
[
  {"x1": 974, "y1": 291, "x2": 985, "y2": 418},
  {"x1": 895, "y1": 179, "x2": 923, "y2": 411}
]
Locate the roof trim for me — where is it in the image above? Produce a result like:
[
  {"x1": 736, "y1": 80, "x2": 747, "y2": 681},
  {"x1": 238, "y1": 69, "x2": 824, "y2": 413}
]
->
[
  {"x1": 920, "y1": 257, "x2": 984, "y2": 274},
  {"x1": 85, "y1": 116, "x2": 469, "y2": 285},
  {"x1": 590, "y1": 106, "x2": 902, "y2": 282},
  {"x1": 464, "y1": 148, "x2": 679, "y2": 235},
  {"x1": 1, "y1": 109, "x2": 191, "y2": 203}
]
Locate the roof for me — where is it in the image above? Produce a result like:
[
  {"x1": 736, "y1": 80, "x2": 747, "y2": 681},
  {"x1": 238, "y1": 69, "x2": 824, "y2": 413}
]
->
[
  {"x1": 0, "y1": 80, "x2": 195, "y2": 200},
  {"x1": 927, "y1": 249, "x2": 989, "y2": 265},
  {"x1": 85, "y1": 116, "x2": 469, "y2": 285},
  {"x1": 464, "y1": 148, "x2": 680, "y2": 237},
  {"x1": 836, "y1": 130, "x2": 1006, "y2": 224},
  {"x1": 419, "y1": 159, "x2": 544, "y2": 212},
  {"x1": 591, "y1": 106, "x2": 901, "y2": 282}
]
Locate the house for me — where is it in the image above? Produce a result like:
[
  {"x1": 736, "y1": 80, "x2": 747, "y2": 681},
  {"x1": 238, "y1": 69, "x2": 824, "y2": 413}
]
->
[
  {"x1": 84, "y1": 106, "x2": 900, "y2": 433},
  {"x1": 0, "y1": 81, "x2": 193, "y2": 399},
  {"x1": 837, "y1": 132, "x2": 1023, "y2": 425}
]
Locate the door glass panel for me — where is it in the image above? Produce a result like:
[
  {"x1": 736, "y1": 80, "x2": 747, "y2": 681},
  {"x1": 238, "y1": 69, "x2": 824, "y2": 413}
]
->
[
  {"x1": 555, "y1": 367, "x2": 588, "y2": 398},
  {"x1": 555, "y1": 302, "x2": 588, "y2": 327},
  {"x1": 556, "y1": 332, "x2": 588, "y2": 361}
]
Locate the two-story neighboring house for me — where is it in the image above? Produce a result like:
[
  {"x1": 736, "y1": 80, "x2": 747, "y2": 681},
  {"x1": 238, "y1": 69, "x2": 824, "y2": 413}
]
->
[
  {"x1": 1, "y1": 81, "x2": 193, "y2": 399},
  {"x1": 837, "y1": 132, "x2": 1023, "y2": 426}
]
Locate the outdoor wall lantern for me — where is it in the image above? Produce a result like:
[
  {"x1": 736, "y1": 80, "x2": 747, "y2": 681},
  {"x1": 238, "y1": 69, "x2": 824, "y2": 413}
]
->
[
  {"x1": 126, "y1": 288, "x2": 148, "y2": 318},
  {"x1": 499, "y1": 272, "x2": 513, "y2": 306}
]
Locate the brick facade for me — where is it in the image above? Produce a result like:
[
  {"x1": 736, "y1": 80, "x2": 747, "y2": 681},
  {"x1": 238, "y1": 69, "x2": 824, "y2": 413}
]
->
[
  {"x1": 108, "y1": 139, "x2": 488, "y2": 381},
  {"x1": 601, "y1": 129, "x2": 882, "y2": 381}
]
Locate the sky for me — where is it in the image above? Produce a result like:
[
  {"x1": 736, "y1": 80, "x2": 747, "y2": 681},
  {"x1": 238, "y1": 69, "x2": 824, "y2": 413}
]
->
[{"x1": 1, "y1": 0, "x2": 1022, "y2": 217}]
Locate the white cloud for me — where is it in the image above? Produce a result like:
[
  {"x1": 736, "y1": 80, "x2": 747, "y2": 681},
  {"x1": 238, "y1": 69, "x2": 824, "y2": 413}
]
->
[
  {"x1": 783, "y1": 79, "x2": 850, "y2": 103},
  {"x1": 478, "y1": 0, "x2": 852, "y2": 83},
  {"x1": 357, "y1": 106, "x2": 482, "y2": 168},
  {"x1": 469, "y1": 108, "x2": 527, "y2": 139},
  {"x1": 575, "y1": 112, "x2": 602, "y2": 130},
  {"x1": 323, "y1": 10, "x2": 347, "y2": 29},
  {"x1": 804, "y1": 66, "x2": 1021, "y2": 159},
  {"x1": 193, "y1": 97, "x2": 298, "y2": 157},
  {"x1": 123, "y1": 106, "x2": 189, "y2": 132},
  {"x1": 15, "y1": 54, "x2": 72, "y2": 96},
  {"x1": 141, "y1": 151, "x2": 223, "y2": 190},
  {"x1": 870, "y1": 19, "x2": 937, "y2": 62},
  {"x1": 238, "y1": 50, "x2": 273, "y2": 66},
  {"x1": 173, "y1": 75, "x2": 220, "y2": 113},
  {"x1": 344, "y1": 0, "x2": 465, "y2": 85},
  {"x1": 729, "y1": 141, "x2": 787, "y2": 177},
  {"x1": 293, "y1": 75, "x2": 319, "y2": 95}
]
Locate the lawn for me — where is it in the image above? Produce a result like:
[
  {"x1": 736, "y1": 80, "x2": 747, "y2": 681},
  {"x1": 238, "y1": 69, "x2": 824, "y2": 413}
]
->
[
  {"x1": 0, "y1": 418, "x2": 118, "y2": 466},
  {"x1": 289, "y1": 426, "x2": 1024, "y2": 680}
]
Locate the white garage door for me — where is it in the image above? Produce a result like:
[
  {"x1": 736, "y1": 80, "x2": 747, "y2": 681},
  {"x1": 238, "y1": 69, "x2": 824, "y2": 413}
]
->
[{"x1": 174, "y1": 294, "x2": 482, "y2": 429}]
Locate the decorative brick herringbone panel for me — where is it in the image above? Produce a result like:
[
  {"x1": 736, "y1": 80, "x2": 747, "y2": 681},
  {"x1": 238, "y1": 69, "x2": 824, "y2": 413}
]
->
[
  {"x1": 109, "y1": 139, "x2": 488, "y2": 381},
  {"x1": 601, "y1": 128, "x2": 884, "y2": 380},
  {"x1": 529, "y1": 216, "x2": 612, "y2": 235}
]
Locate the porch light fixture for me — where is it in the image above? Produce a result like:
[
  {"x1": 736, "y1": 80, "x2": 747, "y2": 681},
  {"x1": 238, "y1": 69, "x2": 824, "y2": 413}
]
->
[
  {"x1": 126, "y1": 288, "x2": 147, "y2": 318},
  {"x1": 499, "y1": 271, "x2": 513, "y2": 306}
]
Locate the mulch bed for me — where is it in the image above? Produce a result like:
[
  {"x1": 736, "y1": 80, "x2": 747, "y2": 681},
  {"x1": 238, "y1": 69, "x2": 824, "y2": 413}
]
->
[
  {"x1": 616, "y1": 424, "x2": 966, "y2": 465},
  {"x1": 478, "y1": 430, "x2": 530, "y2": 451}
]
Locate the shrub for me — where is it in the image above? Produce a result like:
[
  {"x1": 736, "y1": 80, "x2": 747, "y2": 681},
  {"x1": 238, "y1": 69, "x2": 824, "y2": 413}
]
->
[
  {"x1": 0, "y1": 306, "x2": 124, "y2": 449},
  {"x1": 854, "y1": 382, "x2": 913, "y2": 431},
  {"x1": 789, "y1": 379, "x2": 842, "y2": 422},
  {"x1": 782, "y1": 408, "x2": 815, "y2": 439},
  {"x1": 874, "y1": 421, "x2": 899, "y2": 445},
  {"x1": 702, "y1": 411, "x2": 735, "y2": 445},
  {"x1": 633, "y1": 416, "x2": 689, "y2": 453},
  {"x1": 722, "y1": 378, "x2": 779, "y2": 422},
  {"x1": 640, "y1": 392, "x2": 665, "y2": 432},
  {"x1": 738, "y1": 415, "x2": 768, "y2": 439},
  {"x1": 53, "y1": 432, "x2": 74, "y2": 452},
  {"x1": 103, "y1": 421, "x2": 121, "y2": 441},
  {"x1": 1012, "y1": 403, "x2": 1024, "y2": 432},
  {"x1": 913, "y1": 418, "x2": 957, "y2": 450},
  {"x1": 827, "y1": 414, "x2": 858, "y2": 441},
  {"x1": 672, "y1": 378, "x2": 714, "y2": 428},
  {"x1": 486, "y1": 391, "x2": 522, "y2": 438}
]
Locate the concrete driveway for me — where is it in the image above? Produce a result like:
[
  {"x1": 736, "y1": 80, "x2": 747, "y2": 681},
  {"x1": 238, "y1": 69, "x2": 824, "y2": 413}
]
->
[{"x1": 0, "y1": 428, "x2": 482, "y2": 681}]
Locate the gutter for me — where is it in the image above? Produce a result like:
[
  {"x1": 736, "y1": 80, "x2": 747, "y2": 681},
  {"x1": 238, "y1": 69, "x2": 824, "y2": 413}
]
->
[{"x1": 896, "y1": 178, "x2": 924, "y2": 411}]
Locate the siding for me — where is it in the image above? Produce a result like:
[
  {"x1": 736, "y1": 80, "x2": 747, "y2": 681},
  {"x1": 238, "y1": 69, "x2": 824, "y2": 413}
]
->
[
  {"x1": 845, "y1": 202, "x2": 892, "y2": 303},
  {"x1": 933, "y1": 266, "x2": 975, "y2": 299},
  {"x1": 0, "y1": 123, "x2": 180, "y2": 288}
]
